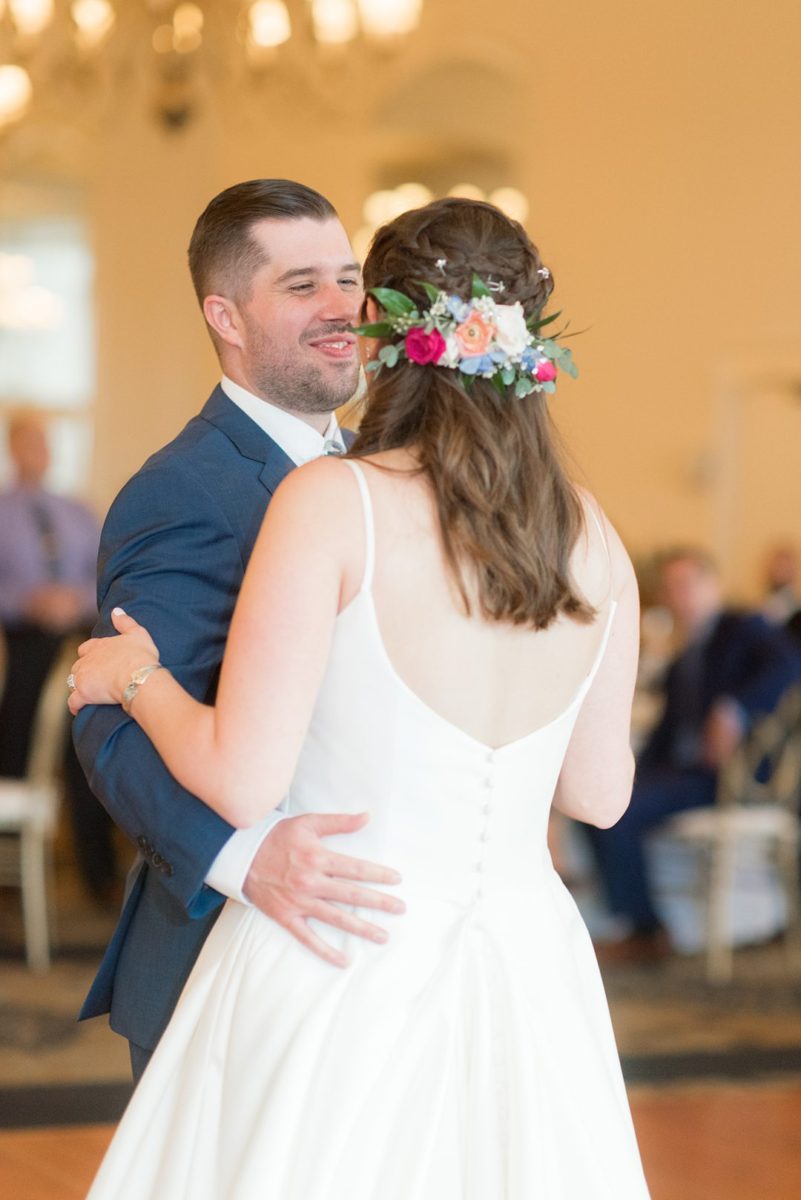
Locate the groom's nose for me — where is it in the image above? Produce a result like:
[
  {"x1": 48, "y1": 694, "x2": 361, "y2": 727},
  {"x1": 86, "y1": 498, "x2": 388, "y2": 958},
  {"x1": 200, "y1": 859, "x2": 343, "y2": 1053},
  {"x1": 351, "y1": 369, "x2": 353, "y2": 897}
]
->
[{"x1": 317, "y1": 279, "x2": 362, "y2": 323}]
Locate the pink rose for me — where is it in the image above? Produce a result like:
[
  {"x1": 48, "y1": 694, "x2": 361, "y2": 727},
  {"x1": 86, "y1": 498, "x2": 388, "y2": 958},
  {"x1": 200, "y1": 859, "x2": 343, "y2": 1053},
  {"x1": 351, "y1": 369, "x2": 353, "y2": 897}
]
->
[
  {"x1": 535, "y1": 359, "x2": 557, "y2": 382},
  {"x1": 405, "y1": 327, "x2": 446, "y2": 364},
  {"x1": 454, "y1": 312, "x2": 494, "y2": 358}
]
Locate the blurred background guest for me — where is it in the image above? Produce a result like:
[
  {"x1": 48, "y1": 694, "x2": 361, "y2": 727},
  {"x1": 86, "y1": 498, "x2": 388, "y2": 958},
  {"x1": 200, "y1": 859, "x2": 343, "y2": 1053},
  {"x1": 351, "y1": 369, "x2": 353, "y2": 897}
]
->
[
  {"x1": 586, "y1": 546, "x2": 801, "y2": 961},
  {"x1": 762, "y1": 544, "x2": 801, "y2": 627},
  {"x1": 762, "y1": 543, "x2": 801, "y2": 649},
  {"x1": 0, "y1": 409, "x2": 120, "y2": 905}
]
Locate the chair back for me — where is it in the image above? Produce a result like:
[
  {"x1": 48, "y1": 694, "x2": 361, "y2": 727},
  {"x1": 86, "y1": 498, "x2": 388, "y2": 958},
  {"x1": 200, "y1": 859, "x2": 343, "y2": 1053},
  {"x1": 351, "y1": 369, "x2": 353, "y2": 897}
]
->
[
  {"x1": 718, "y1": 687, "x2": 801, "y2": 814},
  {"x1": 26, "y1": 638, "x2": 80, "y2": 787}
]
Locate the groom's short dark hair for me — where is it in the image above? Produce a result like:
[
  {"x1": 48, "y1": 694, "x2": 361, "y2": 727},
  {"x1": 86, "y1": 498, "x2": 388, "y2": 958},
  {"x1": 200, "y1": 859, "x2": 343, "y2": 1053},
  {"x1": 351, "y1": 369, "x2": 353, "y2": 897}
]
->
[{"x1": 188, "y1": 179, "x2": 337, "y2": 306}]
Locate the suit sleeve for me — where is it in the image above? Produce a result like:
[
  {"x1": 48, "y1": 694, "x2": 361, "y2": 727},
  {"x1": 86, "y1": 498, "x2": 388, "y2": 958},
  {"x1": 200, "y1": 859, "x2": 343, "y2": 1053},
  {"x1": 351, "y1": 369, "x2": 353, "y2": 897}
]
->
[
  {"x1": 636, "y1": 680, "x2": 674, "y2": 772},
  {"x1": 72, "y1": 456, "x2": 244, "y2": 918},
  {"x1": 725, "y1": 615, "x2": 801, "y2": 724}
]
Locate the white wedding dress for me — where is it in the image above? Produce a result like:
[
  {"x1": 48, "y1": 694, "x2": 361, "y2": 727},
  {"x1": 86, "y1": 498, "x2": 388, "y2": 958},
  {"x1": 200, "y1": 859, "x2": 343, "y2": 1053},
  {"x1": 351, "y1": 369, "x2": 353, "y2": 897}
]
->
[{"x1": 88, "y1": 463, "x2": 650, "y2": 1200}]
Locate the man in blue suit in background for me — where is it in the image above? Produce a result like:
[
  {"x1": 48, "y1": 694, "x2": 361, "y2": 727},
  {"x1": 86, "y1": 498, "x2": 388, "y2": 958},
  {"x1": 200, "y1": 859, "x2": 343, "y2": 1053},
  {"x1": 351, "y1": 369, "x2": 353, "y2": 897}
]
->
[
  {"x1": 587, "y1": 546, "x2": 801, "y2": 960},
  {"x1": 73, "y1": 179, "x2": 403, "y2": 1080}
]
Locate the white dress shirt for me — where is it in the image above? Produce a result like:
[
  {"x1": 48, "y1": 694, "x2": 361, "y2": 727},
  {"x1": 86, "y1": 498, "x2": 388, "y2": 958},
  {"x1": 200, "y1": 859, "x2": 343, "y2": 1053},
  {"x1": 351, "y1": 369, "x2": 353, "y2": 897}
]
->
[{"x1": 204, "y1": 377, "x2": 346, "y2": 903}]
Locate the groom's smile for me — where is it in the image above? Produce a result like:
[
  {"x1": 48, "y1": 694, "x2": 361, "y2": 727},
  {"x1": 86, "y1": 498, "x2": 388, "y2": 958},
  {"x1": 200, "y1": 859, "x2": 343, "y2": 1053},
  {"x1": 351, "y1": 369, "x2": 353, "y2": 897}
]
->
[{"x1": 304, "y1": 327, "x2": 358, "y2": 362}]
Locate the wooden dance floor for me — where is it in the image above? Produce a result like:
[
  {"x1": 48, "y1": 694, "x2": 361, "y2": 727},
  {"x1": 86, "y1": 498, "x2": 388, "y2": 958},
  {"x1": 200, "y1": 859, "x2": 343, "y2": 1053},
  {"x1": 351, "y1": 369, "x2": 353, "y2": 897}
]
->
[{"x1": 1, "y1": 1086, "x2": 800, "y2": 1199}]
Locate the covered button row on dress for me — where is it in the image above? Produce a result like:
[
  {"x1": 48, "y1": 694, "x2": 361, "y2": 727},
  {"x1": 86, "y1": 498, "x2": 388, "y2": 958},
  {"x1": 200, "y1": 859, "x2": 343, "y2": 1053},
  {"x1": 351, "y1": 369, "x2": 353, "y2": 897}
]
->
[{"x1": 473, "y1": 748, "x2": 495, "y2": 902}]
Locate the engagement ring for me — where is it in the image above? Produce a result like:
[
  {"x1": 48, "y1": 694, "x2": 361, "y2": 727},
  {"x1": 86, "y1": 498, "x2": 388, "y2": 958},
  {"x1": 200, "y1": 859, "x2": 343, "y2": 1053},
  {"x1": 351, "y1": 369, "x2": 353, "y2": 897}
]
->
[{"x1": 67, "y1": 673, "x2": 76, "y2": 692}]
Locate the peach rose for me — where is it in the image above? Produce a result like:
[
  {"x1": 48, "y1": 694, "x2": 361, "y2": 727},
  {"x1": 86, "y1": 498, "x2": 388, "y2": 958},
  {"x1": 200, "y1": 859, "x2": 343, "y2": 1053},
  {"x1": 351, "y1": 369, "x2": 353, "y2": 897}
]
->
[{"x1": 454, "y1": 312, "x2": 495, "y2": 358}]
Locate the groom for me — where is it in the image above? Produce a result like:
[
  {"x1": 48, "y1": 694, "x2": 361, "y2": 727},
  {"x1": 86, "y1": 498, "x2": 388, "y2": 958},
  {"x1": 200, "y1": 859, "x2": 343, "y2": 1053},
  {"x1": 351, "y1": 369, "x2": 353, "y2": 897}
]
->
[{"x1": 73, "y1": 179, "x2": 403, "y2": 1081}]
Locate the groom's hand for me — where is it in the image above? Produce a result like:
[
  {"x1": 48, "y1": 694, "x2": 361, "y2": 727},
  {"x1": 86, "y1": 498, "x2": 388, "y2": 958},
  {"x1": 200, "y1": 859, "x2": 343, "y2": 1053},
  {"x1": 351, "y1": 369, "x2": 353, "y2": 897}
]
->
[{"x1": 242, "y1": 812, "x2": 405, "y2": 967}]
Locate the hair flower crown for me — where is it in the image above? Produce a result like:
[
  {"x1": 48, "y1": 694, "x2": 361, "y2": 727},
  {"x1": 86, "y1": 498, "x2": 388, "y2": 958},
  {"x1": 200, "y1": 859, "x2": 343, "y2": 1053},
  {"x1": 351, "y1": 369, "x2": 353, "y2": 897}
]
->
[{"x1": 354, "y1": 274, "x2": 577, "y2": 398}]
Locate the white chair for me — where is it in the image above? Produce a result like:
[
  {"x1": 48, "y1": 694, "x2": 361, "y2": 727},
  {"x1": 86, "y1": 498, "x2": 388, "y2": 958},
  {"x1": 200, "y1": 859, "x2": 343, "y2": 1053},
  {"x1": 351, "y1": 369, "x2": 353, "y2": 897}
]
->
[
  {"x1": 0, "y1": 638, "x2": 78, "y2": 972},
  {"x1": 665, "y1": 688, "x2": 801, "y2": 983}
]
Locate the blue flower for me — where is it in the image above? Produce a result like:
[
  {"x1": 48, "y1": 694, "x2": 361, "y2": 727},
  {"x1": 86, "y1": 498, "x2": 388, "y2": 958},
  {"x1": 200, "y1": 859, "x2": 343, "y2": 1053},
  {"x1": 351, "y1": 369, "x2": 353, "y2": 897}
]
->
[
  {"x1": 446, "y1": 295, "x2": 471, "y2": 322},
  {"x1": 460, "y1": 354, "x2": 496, "y2": 375}
]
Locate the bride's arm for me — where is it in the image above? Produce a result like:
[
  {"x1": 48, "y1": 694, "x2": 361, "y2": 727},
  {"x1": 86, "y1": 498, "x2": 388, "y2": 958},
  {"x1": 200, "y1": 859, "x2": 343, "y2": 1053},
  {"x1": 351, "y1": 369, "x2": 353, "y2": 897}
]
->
[
  {"x1": 552, "y1": 512, "x2": 640, "y2": 829},
  {"x1": 70, "y1": 458, "x2": 355, "y2": 828}
]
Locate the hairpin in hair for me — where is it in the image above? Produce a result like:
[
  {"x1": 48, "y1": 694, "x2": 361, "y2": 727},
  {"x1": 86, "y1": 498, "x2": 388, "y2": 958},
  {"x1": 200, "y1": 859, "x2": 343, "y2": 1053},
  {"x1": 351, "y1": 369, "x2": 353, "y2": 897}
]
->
[
  {"x1": 435, "y1": 258, "x2": 448, "y2": 273},
  {"x1": 537, "y1": 267, "x2": 550, "y2": 279}
]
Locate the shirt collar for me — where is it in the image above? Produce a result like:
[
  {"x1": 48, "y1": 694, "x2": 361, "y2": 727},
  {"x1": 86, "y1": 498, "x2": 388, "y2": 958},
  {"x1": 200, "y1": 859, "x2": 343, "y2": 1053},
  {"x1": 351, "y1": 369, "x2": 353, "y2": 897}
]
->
[{"x1": 220, "y1": 376, "x2": 343, "y2": 466}]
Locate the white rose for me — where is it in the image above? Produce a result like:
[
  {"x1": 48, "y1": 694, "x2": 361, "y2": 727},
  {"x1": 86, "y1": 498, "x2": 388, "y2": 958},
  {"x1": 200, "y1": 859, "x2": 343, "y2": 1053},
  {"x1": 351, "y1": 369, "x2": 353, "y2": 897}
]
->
[
  {"x1": 440, "y1": 332, "x2": 461, "y2": 368},
  {"x1": 492, "y1": 302, "x2": 530, "y2": 358}
]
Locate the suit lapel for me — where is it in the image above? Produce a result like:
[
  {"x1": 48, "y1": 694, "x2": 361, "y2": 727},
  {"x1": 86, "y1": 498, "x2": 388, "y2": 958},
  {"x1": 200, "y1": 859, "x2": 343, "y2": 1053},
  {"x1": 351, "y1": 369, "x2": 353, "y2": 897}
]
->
[
  {"x1": 199, "y1": 385, "x2": 357, "y2": 495},
  {"x1": 199, "y1": 386, "x2": 296, "y2": 497}
]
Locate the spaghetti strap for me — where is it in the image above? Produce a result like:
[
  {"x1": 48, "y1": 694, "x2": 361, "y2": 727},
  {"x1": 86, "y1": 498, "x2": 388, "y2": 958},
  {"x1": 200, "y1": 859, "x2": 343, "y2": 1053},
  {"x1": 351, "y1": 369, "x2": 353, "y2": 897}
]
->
[
  {"x1": 343, "y1": 460, "x2": 376, "y2": 593},
  {"x1": 585, "y1": 498, "x2": 611, "y2": 568}
]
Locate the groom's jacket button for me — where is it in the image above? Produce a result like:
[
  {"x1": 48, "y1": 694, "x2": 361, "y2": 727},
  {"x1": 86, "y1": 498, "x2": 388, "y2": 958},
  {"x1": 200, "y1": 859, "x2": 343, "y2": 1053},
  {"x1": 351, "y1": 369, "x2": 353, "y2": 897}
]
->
[{"x1": 152, "y1": 853, "x2": 163, "y2": 867}]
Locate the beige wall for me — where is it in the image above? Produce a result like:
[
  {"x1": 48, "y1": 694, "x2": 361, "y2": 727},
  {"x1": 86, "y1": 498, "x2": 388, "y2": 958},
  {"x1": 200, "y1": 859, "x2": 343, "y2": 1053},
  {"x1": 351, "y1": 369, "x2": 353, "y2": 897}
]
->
[{"x1": 5, "y1": 0, "x2": 800, "y2": 596}]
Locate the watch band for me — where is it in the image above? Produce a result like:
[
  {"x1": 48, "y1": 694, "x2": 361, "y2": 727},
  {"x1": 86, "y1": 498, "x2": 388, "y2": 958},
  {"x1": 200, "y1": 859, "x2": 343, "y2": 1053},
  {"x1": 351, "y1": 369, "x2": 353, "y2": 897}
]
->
[{"x1": 121, "y1": 663, "x2": 163, "y2": 714}]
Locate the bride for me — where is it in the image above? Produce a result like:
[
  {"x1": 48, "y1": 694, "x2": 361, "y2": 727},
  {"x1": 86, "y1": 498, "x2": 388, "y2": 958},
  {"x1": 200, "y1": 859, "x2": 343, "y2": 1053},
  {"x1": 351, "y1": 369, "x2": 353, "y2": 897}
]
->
[{"x1": 70, "y1": 197, "x2": 649, "y2": 1199}]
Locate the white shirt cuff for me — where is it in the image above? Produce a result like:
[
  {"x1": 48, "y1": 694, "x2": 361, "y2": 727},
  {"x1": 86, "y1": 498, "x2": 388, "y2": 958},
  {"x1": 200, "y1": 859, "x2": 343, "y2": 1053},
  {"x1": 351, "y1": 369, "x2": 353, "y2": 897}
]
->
[{"x1": 204, "y1": 808, "x2": 289, "y2": 905}]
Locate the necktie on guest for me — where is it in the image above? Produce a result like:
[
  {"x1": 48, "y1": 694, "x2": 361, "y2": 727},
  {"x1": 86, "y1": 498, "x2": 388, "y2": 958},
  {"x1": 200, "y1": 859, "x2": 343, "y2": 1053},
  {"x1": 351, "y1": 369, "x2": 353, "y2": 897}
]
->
[{"x1": 29, "y1": 495, "x2": 62, "y2": 581}]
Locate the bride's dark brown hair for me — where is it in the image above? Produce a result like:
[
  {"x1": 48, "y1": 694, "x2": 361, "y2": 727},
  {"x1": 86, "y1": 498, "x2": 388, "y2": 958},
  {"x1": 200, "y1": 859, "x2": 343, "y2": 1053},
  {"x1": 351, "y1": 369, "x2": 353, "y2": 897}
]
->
[{"x1": 349, "y1": 197, "x2": 594, "y2": 630}]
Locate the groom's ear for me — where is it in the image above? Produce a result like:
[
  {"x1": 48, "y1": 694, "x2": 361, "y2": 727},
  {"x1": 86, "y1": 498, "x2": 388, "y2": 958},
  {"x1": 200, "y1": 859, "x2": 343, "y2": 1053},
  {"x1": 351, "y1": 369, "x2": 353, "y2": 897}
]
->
[{"x1": 203, "y1": 294, "x2": 244, "y2": 348}]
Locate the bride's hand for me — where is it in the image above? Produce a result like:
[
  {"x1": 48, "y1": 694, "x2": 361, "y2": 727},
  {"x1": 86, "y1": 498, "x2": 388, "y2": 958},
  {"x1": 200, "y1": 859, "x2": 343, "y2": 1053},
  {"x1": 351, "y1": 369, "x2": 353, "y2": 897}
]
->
[{"x1": 68, "y1": 607, "x2": 160, "y2": 716}]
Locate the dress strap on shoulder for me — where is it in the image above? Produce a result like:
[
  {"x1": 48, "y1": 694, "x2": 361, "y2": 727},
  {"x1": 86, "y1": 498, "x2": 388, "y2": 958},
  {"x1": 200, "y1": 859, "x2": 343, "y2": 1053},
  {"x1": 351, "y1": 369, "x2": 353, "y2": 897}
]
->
[
  {"x1": 585, "y1": 498, "x2": 611, "y2": 569},
  {"x1": 342, "y1": 459, "x2": 376, "y2": 592}
]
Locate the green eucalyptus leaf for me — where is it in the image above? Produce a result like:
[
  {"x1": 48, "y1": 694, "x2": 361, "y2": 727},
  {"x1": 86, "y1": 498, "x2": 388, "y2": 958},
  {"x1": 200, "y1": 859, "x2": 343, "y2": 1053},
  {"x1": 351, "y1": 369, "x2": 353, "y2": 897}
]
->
[
  {"x1": 528, "y1": 310, "x2": 562, "y2": 331},
  {"x1": 515, "y1": 377, "x2": 535, "y2": 398},
  {"x1": 418, "y1": 281, "x2": 441, "y2": 304},
  {"x1": 352, "y1": 321, "x2": 394, "y2": 338},
  {"x1": 370, "y1": 287, "x2": 416, "y2": 316},
  {"x1": 471, "y1": 274, "x2": 491, "y2": 299},
  {"x1": 378, "y1": 343, "x2": 400, "y2": 367},
  {"x1": 556, "y1": 347, "x2": 578, "y2": 377},
  {"x1": 540, "y1": 380, "x2": 557, "y2": 394},
  {"x1": 501, "y1": 366, "x2": 516, "y2": 386}
]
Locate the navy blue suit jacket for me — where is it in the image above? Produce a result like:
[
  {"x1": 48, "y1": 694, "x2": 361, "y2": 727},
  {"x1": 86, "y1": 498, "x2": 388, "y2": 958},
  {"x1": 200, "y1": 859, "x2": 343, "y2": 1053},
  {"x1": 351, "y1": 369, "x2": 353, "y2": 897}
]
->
[
  {"x1": 74, "y1": 387, "x2": 341, "y2": 1051},
  {"x1": 639, "y1": 609, "x2": 801, "y2": 772}
]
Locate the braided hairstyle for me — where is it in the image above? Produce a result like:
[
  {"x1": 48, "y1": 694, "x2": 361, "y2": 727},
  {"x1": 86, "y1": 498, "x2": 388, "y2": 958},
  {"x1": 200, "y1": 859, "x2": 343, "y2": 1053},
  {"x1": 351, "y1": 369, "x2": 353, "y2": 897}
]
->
[{"x1": 349, "y1": 197, "x2": 593, "y2": 630}]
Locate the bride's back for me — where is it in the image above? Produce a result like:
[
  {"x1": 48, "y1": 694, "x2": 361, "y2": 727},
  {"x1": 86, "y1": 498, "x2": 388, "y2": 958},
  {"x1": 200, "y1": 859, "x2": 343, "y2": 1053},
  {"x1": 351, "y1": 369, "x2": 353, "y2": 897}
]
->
[{"x1": 340, "y1": 449, "x2": 614, "y2": 752}]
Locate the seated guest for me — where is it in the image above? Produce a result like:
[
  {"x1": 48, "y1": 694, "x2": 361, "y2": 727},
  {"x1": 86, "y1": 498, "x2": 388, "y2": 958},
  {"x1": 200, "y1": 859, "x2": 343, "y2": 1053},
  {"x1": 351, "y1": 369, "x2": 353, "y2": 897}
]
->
[
  {"x1": 762, "y1": 544, "x2": 801, "y2": 626},
  {"x1": 0, "y1": 410, "x2": 120, "y2": 903},
  {"x1": 586, "y1": 546, "x2": 801, "y2": 960}
]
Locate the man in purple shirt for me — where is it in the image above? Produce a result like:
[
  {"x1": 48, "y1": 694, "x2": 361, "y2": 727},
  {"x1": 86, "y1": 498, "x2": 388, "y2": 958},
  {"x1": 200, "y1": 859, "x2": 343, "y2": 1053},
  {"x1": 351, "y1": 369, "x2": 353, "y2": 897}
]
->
[{"x1": 0, "y1": 410, "x2": 120, "y2": 902}]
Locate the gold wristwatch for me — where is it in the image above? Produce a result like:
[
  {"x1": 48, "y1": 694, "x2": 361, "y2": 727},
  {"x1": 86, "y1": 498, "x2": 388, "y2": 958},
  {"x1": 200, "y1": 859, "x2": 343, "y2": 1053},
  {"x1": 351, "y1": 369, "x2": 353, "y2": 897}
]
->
[{"x1": 121, "y1": 663, "x2": 163, "y2": 714}]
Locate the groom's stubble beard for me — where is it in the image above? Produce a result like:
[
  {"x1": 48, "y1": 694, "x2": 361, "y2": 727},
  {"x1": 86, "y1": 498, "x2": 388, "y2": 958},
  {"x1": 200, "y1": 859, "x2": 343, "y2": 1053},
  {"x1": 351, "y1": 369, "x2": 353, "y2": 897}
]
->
[{"x1": 244, "y1": 315, "x2": 360, "y2": 416}]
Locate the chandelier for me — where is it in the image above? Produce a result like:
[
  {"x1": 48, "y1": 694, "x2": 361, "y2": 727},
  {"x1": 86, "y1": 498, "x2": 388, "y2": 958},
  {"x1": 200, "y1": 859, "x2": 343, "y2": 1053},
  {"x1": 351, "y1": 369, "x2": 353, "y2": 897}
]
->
[{"x1": 0, "y1": 0, "x2": 424, "y2": 131}]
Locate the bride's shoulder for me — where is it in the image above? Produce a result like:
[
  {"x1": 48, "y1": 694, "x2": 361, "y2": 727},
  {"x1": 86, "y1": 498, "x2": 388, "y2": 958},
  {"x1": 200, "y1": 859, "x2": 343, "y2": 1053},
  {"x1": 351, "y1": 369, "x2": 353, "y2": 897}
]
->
[
  {"x1": 276, "y1": 454, "x2": 357, "y2": 496},
  {"x1": 268, "y1": 456, "x2": 366, "y2": 538},
  {"x1": 571, "y1": 485, "x2": 636, "y2": 604}
]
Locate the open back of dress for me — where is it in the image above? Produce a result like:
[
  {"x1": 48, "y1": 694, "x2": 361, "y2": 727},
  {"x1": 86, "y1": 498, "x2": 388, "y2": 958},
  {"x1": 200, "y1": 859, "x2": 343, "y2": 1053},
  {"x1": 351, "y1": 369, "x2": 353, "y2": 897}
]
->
[{"x1": 87, "y1": 461, "x2": 650, "y2": 1200}]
